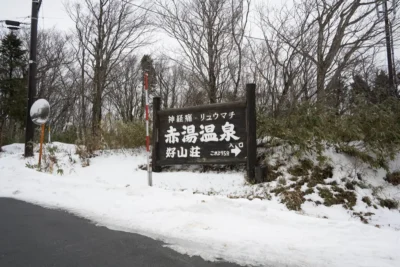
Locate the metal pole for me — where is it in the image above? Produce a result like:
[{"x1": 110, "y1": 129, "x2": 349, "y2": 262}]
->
[
  {"x1": 144, "y1": 73, "x2": 152, "y2": 186},
  {"x1": 24, "y1": 0, "x2": 42, "y2": 157}
]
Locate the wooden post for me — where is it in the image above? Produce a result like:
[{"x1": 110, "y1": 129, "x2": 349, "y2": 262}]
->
[
  {"x1": 38, "y1": 124, "x2": 45, "y2": 167},
  {"x1": 48, "y1": 125, "x2": 51, "y2": 143},
  {"x1": 152, "y1": 97, "x2": 161, "y2": 172},
  {"x1": 246, "y1": 84, "x2": 256, "y2": 181}
]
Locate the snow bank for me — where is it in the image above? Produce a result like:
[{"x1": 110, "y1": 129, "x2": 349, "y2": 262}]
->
[{"x1": 0, "y1": 143, "x2": 399, "y2": 267}]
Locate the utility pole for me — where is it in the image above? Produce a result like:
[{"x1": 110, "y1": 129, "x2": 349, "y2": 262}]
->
[
  {"x1": 24, "y1": 0, "x2": 42, "y2": 157},
  {"x1": 383, "y1": 0, "x2": 396, "y2": 97}
]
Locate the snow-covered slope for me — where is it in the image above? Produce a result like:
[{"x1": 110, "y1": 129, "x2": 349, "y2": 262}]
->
[{"x1": 0, "y1": 143, "x2": 399, "y2": 267}]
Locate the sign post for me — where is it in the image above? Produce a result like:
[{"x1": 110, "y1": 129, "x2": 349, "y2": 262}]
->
[
  {"x1": 48, "y1": 125, "x2": 51, "y2": 143},
  {"x1": 246, "y1": 84, "x2": 256, "y2": 180},
  {"x1": 152, "y1": 83, "x2": 260, "y2": 182},
  {"x1": 152, "y1": 97, "x2": 161, "y2": 173},
  {"x1": 38, "y1": 124, "x2": 45, "y2": 166}
]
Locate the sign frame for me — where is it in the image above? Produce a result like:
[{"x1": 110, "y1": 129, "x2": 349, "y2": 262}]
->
[{"x1": 152, "y1": 84, "x2": 257, "y2": 180}]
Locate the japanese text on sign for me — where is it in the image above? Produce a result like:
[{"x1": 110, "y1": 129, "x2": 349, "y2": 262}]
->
[
  {"x1": 168, "y1": 112, "x2": 235, "y2": 123},
  {"x1": 157, "y1": 102, "x2": 248, "y2": 164},
  {"x1": 163, "y1": 111, "x2": 242, "y2": 159}
]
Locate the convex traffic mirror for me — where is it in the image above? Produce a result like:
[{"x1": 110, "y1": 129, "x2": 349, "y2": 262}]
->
[{"x1": 30, "y1": 99, "x2": 50, "y2": 125}]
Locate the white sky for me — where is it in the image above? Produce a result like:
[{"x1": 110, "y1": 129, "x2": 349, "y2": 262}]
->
[
  {"x1": 0, "y1": 0, "x2": 278, "y2": 56},
  {"x1": 1, "y1": 0, "x2": 74, "y2": 30},
  {"x1": 0, "y1": 0, "x2": 279, "y2": 33},
  {"x1": 0, "y1": 0, "x2": 394, "y2": 69}
]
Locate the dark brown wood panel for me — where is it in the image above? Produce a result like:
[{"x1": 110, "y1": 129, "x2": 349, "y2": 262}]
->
[{"x1": 157, "y1": 103, "x2": 247, "y2": 165}]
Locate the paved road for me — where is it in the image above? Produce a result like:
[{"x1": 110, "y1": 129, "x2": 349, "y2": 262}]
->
[{"x1": 0, "y1": 198, "x2": 242, "y2": 267}]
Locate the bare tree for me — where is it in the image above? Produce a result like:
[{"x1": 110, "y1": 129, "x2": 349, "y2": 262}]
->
[
  {"x1": 260, "y1": 0, "x2": 397, "y2": 106},
  {"x1": 227, "y1": 0, "x2": 250, "y2": 100},
  {"x1": 156, "y1": 0, "x2": 250, "y2": 103},
  {"x1": 106, "y1": 55, "x2": 142, "y2": 122},
  {"x1": 248, "y1": 32, "x2": 307, "y2": 116},
  {"x1": 36, "y1": 30, "x2": 77, "y2": 130},
  {"x1": 66, "y1": 0, "x2": 151, "y2": 139},
  {"x1": 154, "y1": 57, "x2": 185, "y2": 109},
  {"x1": 17, "y1": 28, "x2": 78, "y2": 134},
  {"x1": 68, "y1": 30, "x2": 91, "y2": 141}
]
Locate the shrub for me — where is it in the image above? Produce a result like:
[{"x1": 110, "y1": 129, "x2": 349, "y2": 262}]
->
[
  {"x1": 304, "y1": 188, "x2": 315, "y2": 195},
  {"x1": 287, "y1": 159, "x2": 314, "y2": 177},
  {"x1": 282, "y1": 190, "x2": 305, "y2": 211},
  {"x1": 288, "y1": 164, "x2": 308, "y2": 177},
  {"x1": 345, "y1": 181, "x2": 355, "y2": 190},
  {"x1": 318, "y1": 187, "x2": 335, "y2": 206},
  {"x1": 385, "y1": 171, "x2": 400, "y2": 186},
  {"x1": 318, "y1": 186, "x2": 356, "y2": 209},
  {"x1": 75, "y1": 145, "x2": 91, "y2": 167},
  {"x1": 353, "y1": 212, "x2": 369, "y2": 224},
  {"x1": 362, "y1": 196, "x2": 372, "y2": 206},
  {"x1": 378, "y1": 198, "x2": 399, "y2": 210},
  {"x1": 308, "y1": 165, "x2": 333, "y2": 187},
  {"x1": 258, "y1": 98, "x2": 400, "y2": 170},
  {"x1": 102, "y1": 121, "x2": 146, "y2": 149},
  {"x1": 265, "y1": 164, "x2": 283, "y2": 182},
  {"x1": 278, "y1": 177, "x2": 287, "y2": 186},
  {"x1": 271, "y1": 186, "x2": 286, "y2": 195},
  {"x1": 52, "y1": 126, "x2": 78, "y2": 144}
]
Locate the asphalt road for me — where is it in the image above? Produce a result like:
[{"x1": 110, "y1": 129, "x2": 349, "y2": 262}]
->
[{"x1": 0, "y1": 198, "x2": 242, "y2": 267}]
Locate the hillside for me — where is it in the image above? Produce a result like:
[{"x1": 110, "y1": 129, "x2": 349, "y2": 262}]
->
[{"x1": 1, "y1": 142, "x2": 399, "y2": 267}]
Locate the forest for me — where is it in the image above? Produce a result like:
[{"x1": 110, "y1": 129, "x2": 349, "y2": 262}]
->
[{"x1": 1, "y1": 0, "x2": 400, "y2": 169}]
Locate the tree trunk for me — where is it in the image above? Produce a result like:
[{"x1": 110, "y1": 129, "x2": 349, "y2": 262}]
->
[
  {"x1": 81, "y1": 48, "x2": 86, "y2": 142},
  {"x1": 92, "y1": 65, "x2": 102, "y2": 139},
  {"x1": 207, "y1": 16, "x2": 217, "y2": 104},
  {"x1": 316, "y1": 65, "x2": 326, "y2": 107}
]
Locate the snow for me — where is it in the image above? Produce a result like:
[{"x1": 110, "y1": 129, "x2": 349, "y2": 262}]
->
[
  {"x1": 0, "y1": 143, "x2": 25, "y2": 155},
  {"x1": 1, "y1": 143, "x2": 400, "y2": 267},
  {"x1": 320, "y1": 147, "x2": 400, "y2": 227}
]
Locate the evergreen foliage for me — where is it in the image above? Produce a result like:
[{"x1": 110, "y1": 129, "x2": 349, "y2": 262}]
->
[
  {"x1": 258, "y1": 70, "x2": 400, "y2": 170},
  {"x1": 0, "y1": 33, "x2": 27, "y2": 147},
  {"x1": 140, "y1": 55, "x2": 157, "y2": 92}
]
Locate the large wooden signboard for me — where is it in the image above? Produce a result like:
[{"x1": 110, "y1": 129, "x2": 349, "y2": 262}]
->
[{"x1": 152, "y1": 84, "x2": 257, "y2": 179}]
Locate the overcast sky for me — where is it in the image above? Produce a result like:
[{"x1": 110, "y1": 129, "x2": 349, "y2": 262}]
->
[
  {"x1": 1, "y1": 0, "x2": 74, "y2": 30},
  {"x1": 0, "y1": 0, "x2": 393, "y2": 68},
  {"x1": 1, "y1": 0, "x2": 280, "y2": 56},
  {"x1": 0, "y1": 1, "x2": 256, "y2": 27},
  {"x1": 0, "y1": 0, "x2": 282, "y2": 31}
]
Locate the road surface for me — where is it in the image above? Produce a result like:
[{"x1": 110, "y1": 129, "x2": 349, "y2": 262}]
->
[{"x1": 0, "y1": 198, "x2": 243, "y2": 267}]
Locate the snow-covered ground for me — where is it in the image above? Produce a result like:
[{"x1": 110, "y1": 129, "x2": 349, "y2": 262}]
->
[{"x1": 1, "y1": 143, "x2": 399, "y2": 267}]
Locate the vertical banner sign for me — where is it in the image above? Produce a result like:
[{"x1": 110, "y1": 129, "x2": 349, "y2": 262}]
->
[
  {"x1": 144, "y1": 73, "x2": 152, "y2": 186},
  {"x1": 152, "y1": 84, "x2": 257, "y2": 180}
]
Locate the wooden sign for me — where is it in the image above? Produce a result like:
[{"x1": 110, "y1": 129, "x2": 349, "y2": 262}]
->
[{"x1": 152, "y1": 84, "x2": 257, "y2": 180}]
